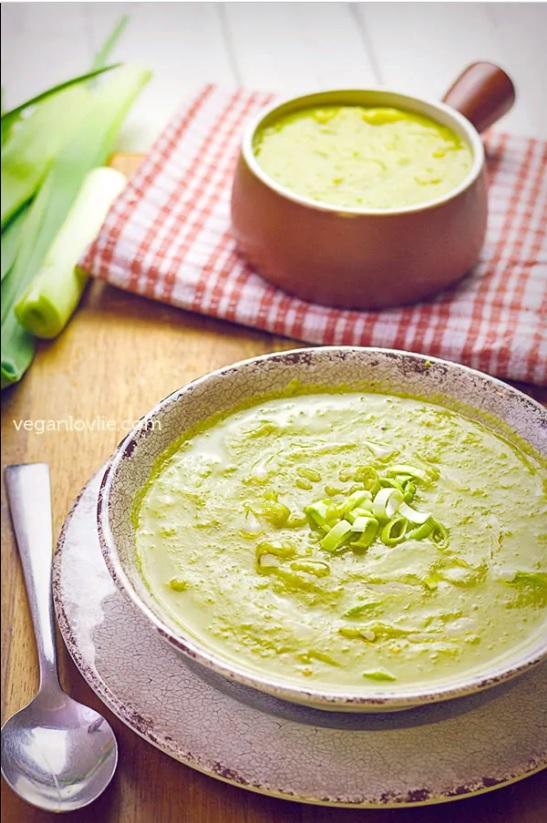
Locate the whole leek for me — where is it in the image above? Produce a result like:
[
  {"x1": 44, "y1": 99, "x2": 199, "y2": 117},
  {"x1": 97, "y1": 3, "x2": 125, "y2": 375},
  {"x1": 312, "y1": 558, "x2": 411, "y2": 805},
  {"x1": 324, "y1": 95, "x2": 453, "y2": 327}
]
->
[
  {"x1": 1, "y1": 62, "x2": 151, "y2": 388},
  {"x1": 1, "y1": 15, "x2": 148, "y2": 389}
]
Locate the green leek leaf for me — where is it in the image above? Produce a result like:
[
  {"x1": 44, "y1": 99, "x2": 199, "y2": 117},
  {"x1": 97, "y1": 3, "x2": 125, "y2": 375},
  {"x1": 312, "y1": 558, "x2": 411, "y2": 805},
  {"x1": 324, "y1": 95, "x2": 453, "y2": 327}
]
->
[
  {"x1": 90, "y1": 16, "x2": 129, "y2": 71},
  {"x1": 1, "y1": 63, "x2": 120, "y2": 124},
  {"x1": 2, "y1": 85, "x2": 92, "y2": 227},
  {"x1": 362, "y1": 669, "x2": 397, "y2": 682},
  {"x1": 1, "y1": 257, "x2": 35, "y2": 387},
  {"x1": 1, "y1": 309, "x2": 35, "y2": 389},
  {"x1": 1, "y1": 205, "x2": 28, "y2": 282},
  {"x1": 1, "y1": 14, "x2": 129, "y2": 224}
]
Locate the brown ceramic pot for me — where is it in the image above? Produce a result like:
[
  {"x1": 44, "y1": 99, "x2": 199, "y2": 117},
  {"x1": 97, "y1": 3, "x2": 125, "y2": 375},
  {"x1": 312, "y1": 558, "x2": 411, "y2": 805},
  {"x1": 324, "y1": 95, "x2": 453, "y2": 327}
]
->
[{"x1": 231, "y1": 63, "x2": 515, "y2": 309}]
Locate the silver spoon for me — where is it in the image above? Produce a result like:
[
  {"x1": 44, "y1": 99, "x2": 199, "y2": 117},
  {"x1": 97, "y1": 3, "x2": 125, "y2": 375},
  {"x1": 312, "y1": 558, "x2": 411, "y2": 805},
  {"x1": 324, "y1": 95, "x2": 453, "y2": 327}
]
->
[{"x1": 2, "y1": 463, "x2": 118, "y2": 812}]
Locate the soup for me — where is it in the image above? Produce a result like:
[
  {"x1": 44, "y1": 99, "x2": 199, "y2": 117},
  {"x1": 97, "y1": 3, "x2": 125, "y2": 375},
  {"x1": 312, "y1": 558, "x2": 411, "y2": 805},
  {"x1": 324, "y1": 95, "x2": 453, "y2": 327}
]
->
[
  {"x1": 134, "y1": 392, "x2": 546, "y2": 691},
  {"x1": 253, "y1": 105, "x2": 473, "y2": 209}
]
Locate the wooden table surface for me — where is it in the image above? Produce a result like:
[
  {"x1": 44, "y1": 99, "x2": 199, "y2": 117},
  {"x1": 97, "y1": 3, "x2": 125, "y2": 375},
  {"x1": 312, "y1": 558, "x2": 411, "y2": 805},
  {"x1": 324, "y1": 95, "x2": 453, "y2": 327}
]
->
[{"x1": 2, "y1": 3, "x2": 546, "y2": 822}]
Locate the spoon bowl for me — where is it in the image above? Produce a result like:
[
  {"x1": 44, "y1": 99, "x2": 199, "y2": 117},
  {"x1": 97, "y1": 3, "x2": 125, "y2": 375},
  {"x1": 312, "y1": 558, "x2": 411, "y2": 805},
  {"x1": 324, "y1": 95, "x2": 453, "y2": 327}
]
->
[{"x1": 1, "y1": 692, "x2": 117, "y2": 813}]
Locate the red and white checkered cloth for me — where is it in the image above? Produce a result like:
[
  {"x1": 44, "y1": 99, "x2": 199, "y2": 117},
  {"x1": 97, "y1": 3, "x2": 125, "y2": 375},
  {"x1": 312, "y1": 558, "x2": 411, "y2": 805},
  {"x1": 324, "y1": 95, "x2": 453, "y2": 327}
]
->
[{"x1": 82, "y1": 84, "x2": 547, "y2": 385}]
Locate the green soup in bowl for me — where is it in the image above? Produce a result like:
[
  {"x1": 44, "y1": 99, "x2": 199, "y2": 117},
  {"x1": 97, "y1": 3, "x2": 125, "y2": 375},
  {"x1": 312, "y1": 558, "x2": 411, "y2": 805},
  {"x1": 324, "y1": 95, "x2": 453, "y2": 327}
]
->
[
  {"x1": 253, "y1": 105, "x2": 473, "y2": 209},
  {"x1": 134, "y1": 390, "x2": 546, "y2": 693},
  {"x1": 99, "y1": 348, "x2": 546, "y2": 711}
]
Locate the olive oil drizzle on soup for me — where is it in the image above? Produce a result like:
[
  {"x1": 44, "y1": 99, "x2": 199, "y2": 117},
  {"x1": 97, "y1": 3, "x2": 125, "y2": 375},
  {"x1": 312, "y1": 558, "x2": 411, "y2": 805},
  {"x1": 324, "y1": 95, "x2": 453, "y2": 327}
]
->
[{"x1": 135, "y1": 393, "x2": 546, "y2": 691}]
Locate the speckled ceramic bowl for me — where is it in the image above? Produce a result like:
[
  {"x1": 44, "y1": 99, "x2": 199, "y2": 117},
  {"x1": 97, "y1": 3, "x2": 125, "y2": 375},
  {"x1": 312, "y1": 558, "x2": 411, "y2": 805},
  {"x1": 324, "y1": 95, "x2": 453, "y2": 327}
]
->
[{"x1": 97, "y1": 348, "x2": 547, "y2": 712}]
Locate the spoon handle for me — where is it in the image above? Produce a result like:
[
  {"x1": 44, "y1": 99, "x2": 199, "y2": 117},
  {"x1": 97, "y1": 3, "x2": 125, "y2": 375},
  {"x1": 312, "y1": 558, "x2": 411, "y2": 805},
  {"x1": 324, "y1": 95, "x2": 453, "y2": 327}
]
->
[{"x1": 4, "y1": 463, "x2": 59, "y2": 692}]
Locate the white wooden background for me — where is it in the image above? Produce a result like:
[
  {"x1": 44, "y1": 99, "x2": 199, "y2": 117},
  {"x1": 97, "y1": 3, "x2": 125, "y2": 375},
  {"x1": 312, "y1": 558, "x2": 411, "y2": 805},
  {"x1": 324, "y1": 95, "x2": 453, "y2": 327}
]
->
[{"x1": 2, "y1": 1, "x2": 547, "y2": 151}]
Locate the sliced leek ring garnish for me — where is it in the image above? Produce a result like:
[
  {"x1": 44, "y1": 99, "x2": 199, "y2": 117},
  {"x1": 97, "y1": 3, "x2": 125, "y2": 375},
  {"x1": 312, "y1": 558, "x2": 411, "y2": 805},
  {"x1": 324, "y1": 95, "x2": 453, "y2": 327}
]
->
[{"x1": 372, "y1": 487, "x2": 404, "y2": 520}]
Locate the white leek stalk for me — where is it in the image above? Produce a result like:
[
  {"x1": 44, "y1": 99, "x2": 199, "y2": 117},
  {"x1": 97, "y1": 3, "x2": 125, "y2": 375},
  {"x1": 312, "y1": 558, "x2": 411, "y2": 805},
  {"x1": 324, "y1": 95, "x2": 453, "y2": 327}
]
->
[{"x1": 15, "y1": 167, "x2": 126, "y2": 338}]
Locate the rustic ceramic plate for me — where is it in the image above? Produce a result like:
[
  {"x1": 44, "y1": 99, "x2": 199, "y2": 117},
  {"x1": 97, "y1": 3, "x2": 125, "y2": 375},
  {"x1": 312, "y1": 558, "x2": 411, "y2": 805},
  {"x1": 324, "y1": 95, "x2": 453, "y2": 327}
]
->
[{"x1": 53, "y1": 470, "x2": 547, "y2": 809}]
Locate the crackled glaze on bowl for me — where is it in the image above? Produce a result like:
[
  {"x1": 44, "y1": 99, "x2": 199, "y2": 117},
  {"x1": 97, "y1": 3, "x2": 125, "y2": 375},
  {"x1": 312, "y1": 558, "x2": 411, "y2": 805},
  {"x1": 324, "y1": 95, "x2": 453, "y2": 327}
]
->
[{"x1": 97, "y1": 348, "x2": 547, "y2": 711}]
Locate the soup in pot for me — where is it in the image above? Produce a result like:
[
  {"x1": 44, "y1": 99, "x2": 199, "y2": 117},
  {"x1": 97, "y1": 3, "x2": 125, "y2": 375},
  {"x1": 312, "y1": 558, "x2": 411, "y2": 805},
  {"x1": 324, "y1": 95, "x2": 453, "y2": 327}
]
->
[{"x1": 253, "y1": 105, "x2": 473, "y2": 209}]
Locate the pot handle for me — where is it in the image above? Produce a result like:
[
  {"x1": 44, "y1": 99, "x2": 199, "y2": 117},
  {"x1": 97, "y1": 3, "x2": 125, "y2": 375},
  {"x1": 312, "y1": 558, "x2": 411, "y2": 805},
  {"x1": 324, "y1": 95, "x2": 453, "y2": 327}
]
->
[{"x1": 442, "y1": 62, "x2": 516, "y2": 133}]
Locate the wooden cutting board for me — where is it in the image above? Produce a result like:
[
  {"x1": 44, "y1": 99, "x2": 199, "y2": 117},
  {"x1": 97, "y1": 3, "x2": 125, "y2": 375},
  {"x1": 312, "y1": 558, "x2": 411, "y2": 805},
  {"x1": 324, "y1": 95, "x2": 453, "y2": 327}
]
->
[{"x1": 109, "y1": 151, "x2": 145, "y2": 178}]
